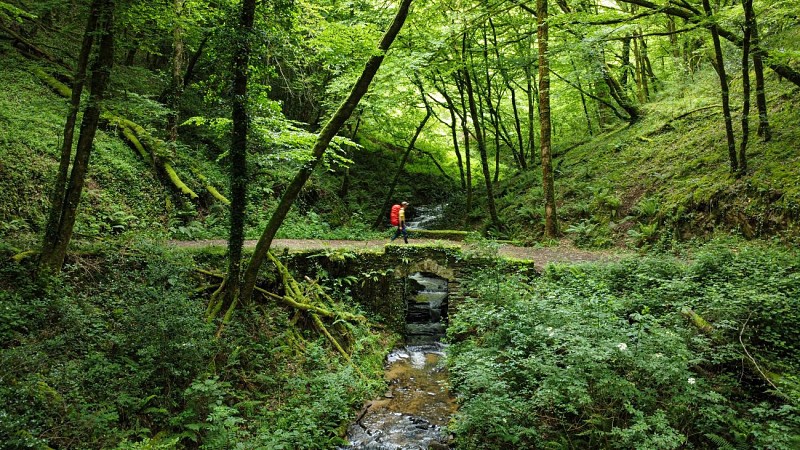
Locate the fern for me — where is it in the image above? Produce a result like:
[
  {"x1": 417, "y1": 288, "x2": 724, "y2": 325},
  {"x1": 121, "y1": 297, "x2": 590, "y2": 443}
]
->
[{"x1": 704, "y1": 432, "x2": 736, "y2": 450}]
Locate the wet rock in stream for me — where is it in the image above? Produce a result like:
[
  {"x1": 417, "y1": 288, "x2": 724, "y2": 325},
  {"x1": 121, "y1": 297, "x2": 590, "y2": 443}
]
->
[{"x1": 341, "y1": 345, "x2": 454, "y2": 450}]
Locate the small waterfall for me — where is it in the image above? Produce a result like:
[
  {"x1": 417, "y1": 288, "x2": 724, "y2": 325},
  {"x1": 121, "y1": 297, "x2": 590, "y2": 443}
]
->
[
  {"x1": 406, "y1": 203, "x2": 446, "y2": 230},
  {"x1": 405, "y1": 272, "x2": 448, "y2": 345}
]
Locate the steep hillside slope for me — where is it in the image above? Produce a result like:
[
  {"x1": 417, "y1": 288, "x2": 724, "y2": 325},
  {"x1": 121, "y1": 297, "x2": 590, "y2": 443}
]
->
[
  {"x1": 0, "y1": 54, "x2": 174, "y2": 246},
  {"x1": 497, "y1": 69, "x2": 800, "y2": 247}
]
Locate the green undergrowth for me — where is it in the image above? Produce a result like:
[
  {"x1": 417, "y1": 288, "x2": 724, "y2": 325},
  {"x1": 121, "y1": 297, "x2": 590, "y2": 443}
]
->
[
  {"x1": 447, "y1": 238, "x2": 800, "y2": 449},
  {"x1": 0, "y1": 243, "x2": 390, "y2": 449}
]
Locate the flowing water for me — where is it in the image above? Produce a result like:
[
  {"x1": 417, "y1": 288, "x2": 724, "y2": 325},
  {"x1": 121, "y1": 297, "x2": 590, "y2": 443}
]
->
[
  {"x1": 406, "y1": 203, "x2": 446, "y2": 230},
  {"x1": 342, "y1": 273, "x2": 455, "y2": 449}
]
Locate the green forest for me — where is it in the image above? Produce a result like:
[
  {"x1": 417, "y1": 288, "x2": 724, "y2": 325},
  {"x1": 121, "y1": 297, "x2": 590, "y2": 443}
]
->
[{"x1": 1, "y1": 0, "x2": 799, "y2": 448}]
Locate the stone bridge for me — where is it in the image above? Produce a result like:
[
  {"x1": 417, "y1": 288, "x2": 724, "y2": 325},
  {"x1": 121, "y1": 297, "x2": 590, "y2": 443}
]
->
[{"x1": 280, "y1": 244, "x2": 537, "y2": 339}]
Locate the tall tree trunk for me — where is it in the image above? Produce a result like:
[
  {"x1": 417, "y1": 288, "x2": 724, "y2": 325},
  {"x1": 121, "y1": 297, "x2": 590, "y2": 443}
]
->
[
  {"x1": 167, "y1": 0, "x2": 185, "y2": 143},
  {"x1": 454, "y1": 71, "x2": 474, "y2": 212},
  {"x1": 434, "y1": 78, "x2": 466, "y2": 188},
  {"x1": 39, "y1": 0, "x2": 115, "y2": 273},
  {"x1": 40, "y1": 0, "x2": 100, "y2": 274},
  {"x1": 490, "y1": 18, "x2": 526, "y2": 170},
  {"x1": 484, "y1": 26, "x2": 502, "y2": 181},
  {"x1": 525, "y1": 56, "x2": 537, "y2": 167},
  {"x1": 633, "y1": 35, "x2": 649, "y2": 101},
  {"x1": 538, "y1": 0, "x2": 557, "y2": 238},
  {"x1": 474, "y1": 32, "x2": 501, "y2": 185},
  {"x1": 571, "y1": 58, "x2": 593, "y2": 136},
  {"x1": 239, "y1": 0, "x2": 414, "y2": 303},
  {"x1": 703, "y1": 0, "x2": 737, "y2": 173},
  {"x1": 373, "y1": 100, "x2": 431, "y2": 229},
  {"x1": 617, "y1": 0, "x2": 800, "y2": 89},
  {"x1": 621, "y1": 36, "x2": 632, "y2": 86},
  {"x1": 510, "y1": 85, "x2": 526, "y2": 168},
  {"x1": 739, "y1": 0, "x2": 752, "y2": 176},
  {"x1": 641, "y1": 36, "x2": 657, "y2": 93},
  {"x1": 744, "y1": 0, "x2": 770, "y2": 141},
  {"x1": 222, "y1": 0, "x2": 257, "y2": 309},
  {"x1": 464, "y1": 64, "x2": 500, "y2": 230}
]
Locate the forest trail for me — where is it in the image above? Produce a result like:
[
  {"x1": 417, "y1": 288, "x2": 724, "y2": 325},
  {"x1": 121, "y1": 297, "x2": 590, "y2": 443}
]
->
[{"x1": 171, "y1": 238, "x2": 628, "y2": 271}]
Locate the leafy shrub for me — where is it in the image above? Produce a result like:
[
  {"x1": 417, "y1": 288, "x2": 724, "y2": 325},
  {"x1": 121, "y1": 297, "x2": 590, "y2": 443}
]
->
[{"x1": 447, "y1": 241, "x2": 800, "y2": 449}]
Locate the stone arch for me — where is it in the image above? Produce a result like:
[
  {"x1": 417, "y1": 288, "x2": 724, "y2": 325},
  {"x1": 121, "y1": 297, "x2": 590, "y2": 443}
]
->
[{"x1": 394, "y1": 258, "x2": 456, "y2": 281}]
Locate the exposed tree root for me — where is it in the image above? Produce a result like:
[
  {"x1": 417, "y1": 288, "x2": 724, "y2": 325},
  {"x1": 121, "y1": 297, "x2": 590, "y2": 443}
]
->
[{"x1": 196, "y1": 254, "x2": 368, "y2": 378}]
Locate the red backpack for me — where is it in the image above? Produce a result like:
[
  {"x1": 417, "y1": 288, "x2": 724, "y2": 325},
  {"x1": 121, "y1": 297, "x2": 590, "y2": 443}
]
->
[{"x1": 390, "y1": 204, "x2": 401, "y2": 226}]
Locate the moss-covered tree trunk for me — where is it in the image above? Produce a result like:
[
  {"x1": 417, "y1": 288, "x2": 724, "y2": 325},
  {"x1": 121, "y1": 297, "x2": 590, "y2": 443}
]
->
[
  {"x1": 238, "y1": 0, "x2": 414, "y2": 304},
  {"x1": 538, "y1": 0, "x2": 558, "y2": 238},
  {"x1": 167, "y1": 0, "x2": 185, "y2": 143},
  {"x1": 703, "y1": 0, "x2": 737, "y2": 174},
  {"x1": 39, "y1": 0, "x2": 101, "y2": 275},
  {"x1": 739, "y1": 0, "x2": 752, "y2": 176},
  {"x1": 39, "y1": 0, "x2": 115, "y2": 273},
  {"x1": 744, "y1": 0, "x2": 770, "y2": 141}
]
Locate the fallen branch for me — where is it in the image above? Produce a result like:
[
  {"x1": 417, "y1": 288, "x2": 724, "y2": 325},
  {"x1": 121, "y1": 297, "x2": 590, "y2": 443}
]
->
[
  {"x1": 0, "y1": 22, "x2": 71, "y2": 71},
  {"x1": 648, "y1": 105, "x2": 722, "y2": 136},
  {"x1": 191, "y1": 169, "x2": 230, "y2": 206},
  {"x1": 739, "y1": 313, "x2": 788, "y2": 400},
  {"x1": 682, "y1": 307, "x2": 797, "y2": 400},
  {"x1": 680, "y1": 306, "x2": 714, "y2": 334}
]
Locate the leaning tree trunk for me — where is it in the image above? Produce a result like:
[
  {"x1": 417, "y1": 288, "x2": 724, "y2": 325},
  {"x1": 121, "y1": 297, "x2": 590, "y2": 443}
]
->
[
  {"x1": 39, "y1": 0, "x2": 115, "y2": 273},
  {"x1": 434, "y1": 77, "x2": 466, "y2": 189},
  {"x1": 454, "y1": 71, "x2": 474, "y2": 212},
  {"x1": 39, "y1": 0, "x2": 100, "y2": 275},
  {"x1": 538, "y1": 0, "x2": 558, "y2": 238},
  {"x1": 373, "y1": 105, "x2": 431, "y2": 229},
  {"x1": 703, "y1": 0, "x2": 737, "y2": 174},
  {"x1": 464, "y1": 65, "x2": 500, "y2": 230},
  {"x1": 238, "y1": 0, "x2": 414, "y2": 304},
  {"x1": 601, "y1": 62, "x2": 641, "y2": 124},
  {"x1": 744, "y1": 0, "x2": 770, "y2": 141}
]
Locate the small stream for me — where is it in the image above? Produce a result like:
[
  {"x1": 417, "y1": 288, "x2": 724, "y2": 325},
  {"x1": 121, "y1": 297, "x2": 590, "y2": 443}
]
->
[{"x1": 342, "y1": 272, "x2": 455, "y2": 449}]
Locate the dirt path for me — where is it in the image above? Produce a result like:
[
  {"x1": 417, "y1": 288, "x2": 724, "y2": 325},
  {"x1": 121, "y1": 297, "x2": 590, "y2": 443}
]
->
[{"x1": 171, "y1": 238, "x2": 630, "y2": 271}]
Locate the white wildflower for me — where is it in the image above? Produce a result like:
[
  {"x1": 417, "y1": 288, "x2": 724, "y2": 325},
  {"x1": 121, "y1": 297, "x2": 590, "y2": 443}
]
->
[
  {"x1": 687, "y1": 377, "x2": 696, "y2": 385},
  {"x1": 547, "y1": 327, "x2": 555, "y2": 337},
  {"x1": 617, "y1": 343, "x2": 628, "y2": 351},
  {"x1": 654, "y1": 353, "x2": 663, "y2": 358}
]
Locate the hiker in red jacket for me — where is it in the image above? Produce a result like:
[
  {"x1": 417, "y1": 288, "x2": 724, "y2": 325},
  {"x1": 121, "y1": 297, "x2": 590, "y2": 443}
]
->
[{"x1": 390, "y1": 201, "x2": 409, "y2": 244}]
